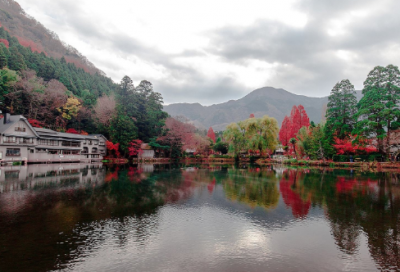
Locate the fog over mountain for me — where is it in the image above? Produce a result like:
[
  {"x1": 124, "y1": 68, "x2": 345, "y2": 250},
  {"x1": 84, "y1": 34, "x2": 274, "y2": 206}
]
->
[{"x1": 164, "y1": 87, "x2": 363, "y2": 131}]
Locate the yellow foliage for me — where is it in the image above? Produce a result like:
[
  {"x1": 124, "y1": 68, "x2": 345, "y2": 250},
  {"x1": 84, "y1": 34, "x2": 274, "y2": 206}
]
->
[{"x1": 57, "y1": 97, "x2": 81, "y2": 120}]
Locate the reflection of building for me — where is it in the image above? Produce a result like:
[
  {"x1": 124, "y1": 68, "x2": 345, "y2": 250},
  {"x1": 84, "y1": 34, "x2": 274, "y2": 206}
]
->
[
  {"x1": 0, "y1": 114, "x2": 107, "y2": 165},
  {"x1": 0, "y1": 163, "x2": 105, "y2": 193}
]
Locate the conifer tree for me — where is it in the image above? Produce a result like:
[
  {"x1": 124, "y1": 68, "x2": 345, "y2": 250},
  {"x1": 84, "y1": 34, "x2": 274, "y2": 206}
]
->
[
  {"x1": 354, "y1": 65, "x2": 400, "y2": 154},
  {"x1": 325, "y1": 79, "x2": 357, "y2": 139}
]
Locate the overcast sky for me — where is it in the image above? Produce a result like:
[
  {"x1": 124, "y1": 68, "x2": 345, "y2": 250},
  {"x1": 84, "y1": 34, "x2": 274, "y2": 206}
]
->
[{"x1": 17, "y1": 0, "x2": 400, "y2": 105}]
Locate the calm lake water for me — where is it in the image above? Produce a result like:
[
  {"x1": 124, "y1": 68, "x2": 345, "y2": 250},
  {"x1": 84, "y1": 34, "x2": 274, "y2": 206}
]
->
[{"x1": 0, "y1": 163, "x2": 399, "y2": 272}]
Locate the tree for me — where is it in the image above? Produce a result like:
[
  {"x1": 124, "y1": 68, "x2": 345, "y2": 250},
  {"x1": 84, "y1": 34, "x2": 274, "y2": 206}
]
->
[
  {"x1": 157, "y1": 117, "x2": 195, "y2": 158},
  {"x1": 128, "y1": 139, "x2": 143, "y2": 157},
  {"x1": 57, "y1": 97, "x2": 81, "y2": 121},
  {"x1": 298, "y1": 105, "x2": 310, "y2": 128},
  {"x1": 241, "y1": 115, "x2": 279, "y2": 156},
  {"x1": 213, "y1": 141, "x2": 228, "y2": 154},
  {"x1": 354, "y1": 65, "x2": 400, "y2": 155},
  {"x1": 223, "y1": 122, "x2": 245, "y2": 159},
  {"x1": 279, "y1": 116, "x2": 291, "y2": 147},
  {"x1": 290, "y1": 106, "x2": 301, "y2": 139},
  {"x1": 326, "y1": 79, "x2": 358, "y2": 140},
  {"x1": 94, "y1": 95, "x2": 116, "y2": 127},
  {"x1": 207, "y1": 127, "x2": 216, "y2": 143}
]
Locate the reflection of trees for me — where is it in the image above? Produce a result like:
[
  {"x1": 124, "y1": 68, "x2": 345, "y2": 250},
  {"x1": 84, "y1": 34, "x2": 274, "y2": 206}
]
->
[
  {"x1": 0, "y1": 167, "x2": 193, "y2": 272},
  {"x1": 222, "y1": 168, "x2": 279, "y2": 210},
  {"x1": 297, "y1": 169, "x2": 400, "y2": 269},
  {"x1": 279, "y1": 169, "x2": 311, "y2": 218}
]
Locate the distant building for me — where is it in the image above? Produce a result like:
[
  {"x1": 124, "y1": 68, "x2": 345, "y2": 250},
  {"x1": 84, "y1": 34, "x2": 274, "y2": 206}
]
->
[
  {"x1": 138, "y1": 143, "x2": 154, "y2": 159},
  {"x1": 0, "y1": 114, "x2": 107, "y2": 165}
]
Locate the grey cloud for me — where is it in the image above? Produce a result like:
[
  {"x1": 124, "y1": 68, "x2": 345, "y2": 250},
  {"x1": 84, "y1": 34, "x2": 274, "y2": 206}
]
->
[
  {"x1": 207, "y1": 0, "x2": 400, "y2": 97},
  {"x1": 18, "y1": 0, "x2": 400, "y2": 104}
]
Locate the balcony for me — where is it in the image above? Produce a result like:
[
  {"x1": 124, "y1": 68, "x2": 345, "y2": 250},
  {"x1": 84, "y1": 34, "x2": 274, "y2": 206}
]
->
[
  {"x1": 3, "y1": 140, "x2": 17, "y2": 144},
  {"x1": 62, "y1": 142, "x2": 81, "y2": 147},
  {"x1": 20, "y1": 139, "x2": 34, "y2": 144}
]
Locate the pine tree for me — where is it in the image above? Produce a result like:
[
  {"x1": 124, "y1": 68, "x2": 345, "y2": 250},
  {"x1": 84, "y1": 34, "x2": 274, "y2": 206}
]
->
[
  {"x1": 0, "y1": 46, "x2": 7, "y2": 69},
  {"x1": 326, "y1": 79, "x2": 358, "y2": 139},
  {"x1": 354, "y1": 65, "x2": 400, "y2": 155}
]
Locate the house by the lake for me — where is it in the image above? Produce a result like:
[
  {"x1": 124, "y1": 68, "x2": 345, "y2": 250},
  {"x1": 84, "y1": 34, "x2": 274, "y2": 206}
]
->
[{"x1": 0, "y1": 114, "x2": 107, "y2": 165}]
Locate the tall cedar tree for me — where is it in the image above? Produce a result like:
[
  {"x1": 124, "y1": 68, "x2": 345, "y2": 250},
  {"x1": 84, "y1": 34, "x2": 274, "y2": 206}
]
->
[
  {"x1": 207, "y1": 127, "x2": 216, "y2": 143},
  {"x1": 326, "y1": 79, "x2": 357, "y2": 140},
  {"x1": 354, "y1": 65, "x2": 400, "y2": 154}
]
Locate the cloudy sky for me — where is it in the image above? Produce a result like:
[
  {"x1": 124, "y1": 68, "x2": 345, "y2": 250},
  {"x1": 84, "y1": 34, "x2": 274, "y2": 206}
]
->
[{"x1": 17, "y1": 0, "x2": 400, "y2": 105}]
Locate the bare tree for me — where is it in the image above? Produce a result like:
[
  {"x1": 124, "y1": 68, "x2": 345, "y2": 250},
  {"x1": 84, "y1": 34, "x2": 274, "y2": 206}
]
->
[{"x1": 94, "y1": 95, "x2": 116, "y2": 127}]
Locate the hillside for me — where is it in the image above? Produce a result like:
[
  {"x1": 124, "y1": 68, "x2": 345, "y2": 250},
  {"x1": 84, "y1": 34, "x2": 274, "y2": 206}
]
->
[
  {"x1": 164, "y1": 87, "x2": 363, "y2": 131},
  {"x1": 0, "y1": 0, "x2": 100, "y2": 74}
]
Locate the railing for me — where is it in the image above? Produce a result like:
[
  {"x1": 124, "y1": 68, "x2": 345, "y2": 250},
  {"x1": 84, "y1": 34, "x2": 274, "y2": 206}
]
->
[
  {"x1": 20, "y1": 139, "x2": 33, "y2": 144},
  {"x1": 62, "y1": 142, "x2": 81, "y2": 147},
  {"x1": 3, "y1": 140, "x2": 17, "y2": 143}
]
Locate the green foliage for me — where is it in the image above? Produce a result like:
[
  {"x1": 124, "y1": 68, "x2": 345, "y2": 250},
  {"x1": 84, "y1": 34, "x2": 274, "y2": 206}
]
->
[
  {"x1": 353, "y1": 65, "x2": 400, "y2": 154},
  {"x1": 213, "y1": 141, "x2": 228, "y2": 154},
  {"x1": 325, "y1": 79, "x2": 357, "y2": 140},
  {"x1": 109, "y1": 112, "x2": 138, "y2": 153},
  {"x1": 296, "y1": 123, "x2": 334, "y2": 160}
]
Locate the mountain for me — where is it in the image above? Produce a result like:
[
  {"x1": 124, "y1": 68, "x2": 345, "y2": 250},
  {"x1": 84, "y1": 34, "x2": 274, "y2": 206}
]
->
[
  {"x1": 164, "y1": 87, "x2": 363, "y2": 131},
  {"x1": 0, "y1": 0, "x2": 100, "y2": 74}
]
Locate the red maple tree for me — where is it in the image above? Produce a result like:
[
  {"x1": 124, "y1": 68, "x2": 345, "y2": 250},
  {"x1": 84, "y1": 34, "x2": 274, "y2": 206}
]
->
[
  {"x1": 28, "y1": 119, "x2": 43, "y2": 128},
  {"x1": 298, "y1": 105, "x2": 310, "y2": 128},
  {"x1": 279, "y1": 116, "x2": 292, "y2": 147},
  {"x1": 128, "y1": 139, "x2": 143, "y2": 157},
  {"x1": 66, "y1": 128, "x2": 79, "y2": 134},
  {"x1": 333, "y1": 137, "x2": 377, "y2": 155},
  {"x1": 106, "y1": 141, "x2": 121, "y2": 158},
  {"x1": 207, "y1": 127, "x2": 216, "y2": 143},
  {"x1": 249, "y1": 113, "x2": 255, "y2": 118}
]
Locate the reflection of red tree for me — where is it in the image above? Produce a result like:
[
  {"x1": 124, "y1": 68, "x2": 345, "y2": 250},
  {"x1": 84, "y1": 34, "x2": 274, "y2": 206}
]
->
[
  {"x1": 208, "y1": 178, "x2": 216, "y2": 194},
  {"x1": 335, "y1": 177, "x2": 379, "y2": 195},
  {"x1": 279, "y1": 170, "x2": 310, "y2": 218},
  {"x1": 105, "y1": 171, "x2": 118, "y2": 183}
]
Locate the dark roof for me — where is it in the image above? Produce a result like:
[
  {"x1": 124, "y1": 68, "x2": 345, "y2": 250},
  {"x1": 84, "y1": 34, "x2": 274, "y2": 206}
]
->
[
  {"x1": 0, "y1": 115, "x2": 40, "y2": 137},
  {"x1": 34, "y1": 128, "x2": 58, "y2": 134}
]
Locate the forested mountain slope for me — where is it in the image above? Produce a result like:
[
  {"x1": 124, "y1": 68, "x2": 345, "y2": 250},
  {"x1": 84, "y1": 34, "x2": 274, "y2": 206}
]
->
[
  {"x1": 0, "y1": 0, "x2": 100, "y2": 74},
  {"x1": 164, "y1": 87, "x2": 363, "y2": 131}
]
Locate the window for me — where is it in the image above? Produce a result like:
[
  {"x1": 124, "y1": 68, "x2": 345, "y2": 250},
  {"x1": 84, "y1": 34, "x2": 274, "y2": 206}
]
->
[
  {"x1": 6, "y1": 148, "x2": 20, "y2": 156},
  {"x1": 4, "y1": 136, "x2": 17, "y2": 143},
  {"x1": 20, "y1": 138, "x2": 33, "y2": 144},
  {"x1": 5, "y1": 171, "x2": 19, "y2": 179},
  {"x1": 15, "y1": 127, "x2": 26, "y2": 132},
  {"x1": 30, "y1": 149, "x2": 34, "y2": 154},
  {"x1": 94, "y1": 141, "x2": 99, "y2": 145},
  {"x1": 49, "y1": 150, "x2": 58, "y2": 155},
  {"x1": 38, "y1": 139, "x2": 58, "y2": 146}
]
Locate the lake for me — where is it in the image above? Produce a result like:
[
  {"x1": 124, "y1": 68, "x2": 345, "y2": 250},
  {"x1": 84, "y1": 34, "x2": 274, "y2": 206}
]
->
[{"x1": 0, "y1": 163, "x2": 399, "y2": 272}]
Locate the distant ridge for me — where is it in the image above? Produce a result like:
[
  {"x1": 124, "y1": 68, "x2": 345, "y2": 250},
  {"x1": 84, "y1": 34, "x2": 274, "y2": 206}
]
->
[
  {"x1": 0, "y1": 0, "x2": 101, "y2": 74},
  {"x1": 164, "y1": 87, "x2": 363, "y2": 131}
]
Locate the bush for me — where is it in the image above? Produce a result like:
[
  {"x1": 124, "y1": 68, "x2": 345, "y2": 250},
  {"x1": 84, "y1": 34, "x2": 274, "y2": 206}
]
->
[{"x1": 12, "y1": 161, "x2": 22, "y2": 166}]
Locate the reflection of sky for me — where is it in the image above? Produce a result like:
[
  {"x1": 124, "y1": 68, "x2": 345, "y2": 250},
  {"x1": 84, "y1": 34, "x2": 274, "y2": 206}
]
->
[{"x1": 66, "y1": 184, "x2": 377, "y2": 272}]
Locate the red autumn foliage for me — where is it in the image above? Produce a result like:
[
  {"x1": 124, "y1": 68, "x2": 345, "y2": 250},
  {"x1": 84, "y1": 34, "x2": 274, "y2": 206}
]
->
[
  {"x1": 28, "y1": 119, "x2": 43, "y2": 128},
  {"x1": 66, "y1": 128, "x2": 79, "y2": 134},
  {"x1": 0, "y1": 39, "x2": 9, "y2": 48},
  {"x1": 333, "y1": 137, "x2": 377, "y2": 155},
  {"x1": 80, "y1": 130, "x2": 89, "y2": 135},
  {"x1": 249, "y1": 113, "x2": 255, "y2": 118},
  {"x1": 128, "y1": 139, "x2": 143, "y2": 157},
  {"x1": 105, "y1": 171, "x2": 118, "y2": 183},
  {"x1": 106, "y1": 141, "x2": 121, "y2": 158},
  {"x1": 207, "y1": 178, "x2": 216, "y2": 194},
  {"x1": 279, "y1": 116, "x2": 291, "y2": 147},
  {"x1": 279, "y1": 170, "x2": 311, "y2": 218},
  {"x1": 298, "y1": 105, "x2": 310, "y2": 128},
  {"x1": 64, "y1": 56, "x2": 91, "y2": 73},
  {"x1": 207, "y1": 127, "x2": 216, "y2": 143},
  {"x1": 16, "y1": 36, "x2": 43, "y2": 53}
]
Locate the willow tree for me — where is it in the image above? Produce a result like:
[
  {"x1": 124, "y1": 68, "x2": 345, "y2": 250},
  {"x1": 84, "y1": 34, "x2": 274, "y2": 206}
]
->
[
  {"x1": 354, "y1": 65, "x2": 400, "y2": 154},
  {"x1": 325, "y1": 79, "x2": 358, "y2": 140},
  {"x1": 241, "y1": 115, "x2": 279, "y2": 156},
  {"x1": 223, "y1": 123, "x2": 245, "y2": 159}
]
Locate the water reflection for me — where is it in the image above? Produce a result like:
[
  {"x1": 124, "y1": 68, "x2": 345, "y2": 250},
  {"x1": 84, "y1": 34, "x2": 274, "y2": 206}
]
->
[{"x1": 0, "y1": 164, "x2": 399, "y2": 271}]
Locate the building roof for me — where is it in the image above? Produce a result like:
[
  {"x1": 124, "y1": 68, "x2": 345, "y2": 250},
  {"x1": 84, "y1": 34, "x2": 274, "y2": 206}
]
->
[
  {"x1": 0, "y1": 115, "x2": 40, "y2": 137},
  {"x1": 34, "y1": 127, "x2": 58, "y2": 134}
]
